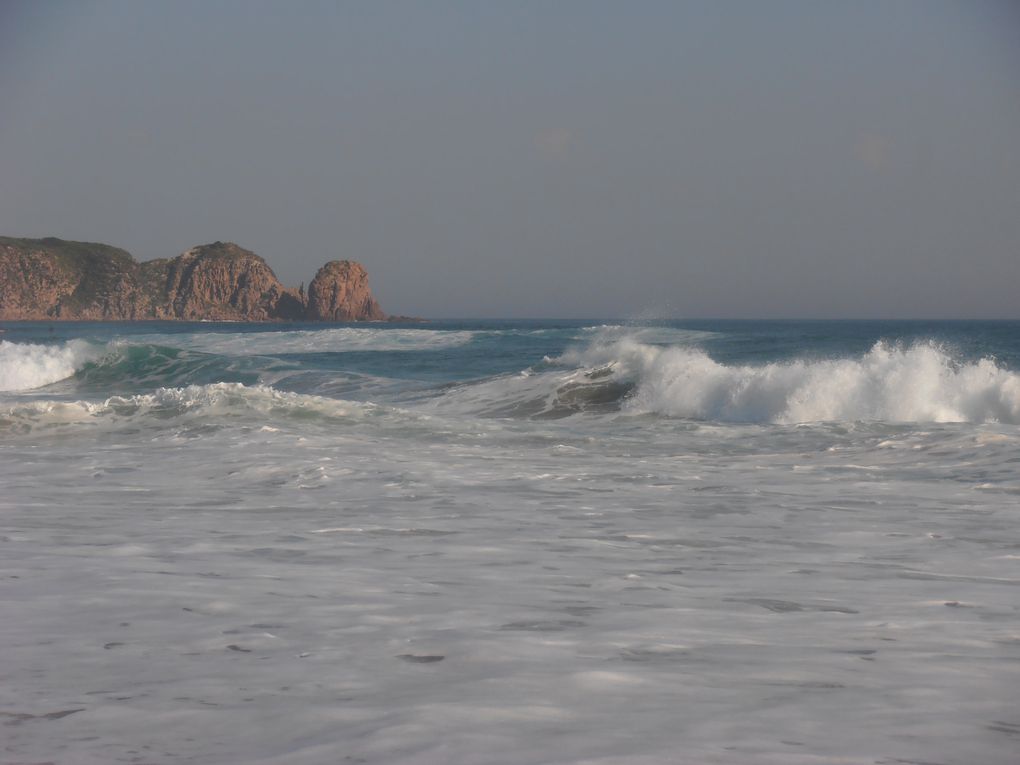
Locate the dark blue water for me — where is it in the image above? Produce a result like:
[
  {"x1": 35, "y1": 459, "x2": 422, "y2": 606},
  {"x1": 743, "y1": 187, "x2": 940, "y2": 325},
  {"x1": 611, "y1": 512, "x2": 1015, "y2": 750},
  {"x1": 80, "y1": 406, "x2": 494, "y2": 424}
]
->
[{"x1": 4, "y1": 318, "x2": 1019, "y2": 396}]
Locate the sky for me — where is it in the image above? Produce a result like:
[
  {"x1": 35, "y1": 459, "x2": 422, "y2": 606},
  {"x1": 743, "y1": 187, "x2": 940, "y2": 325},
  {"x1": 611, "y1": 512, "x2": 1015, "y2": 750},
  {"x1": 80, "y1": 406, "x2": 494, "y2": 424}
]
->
[{"x1": 1, "y1": 0, "x2": 1018, "y2": 319}]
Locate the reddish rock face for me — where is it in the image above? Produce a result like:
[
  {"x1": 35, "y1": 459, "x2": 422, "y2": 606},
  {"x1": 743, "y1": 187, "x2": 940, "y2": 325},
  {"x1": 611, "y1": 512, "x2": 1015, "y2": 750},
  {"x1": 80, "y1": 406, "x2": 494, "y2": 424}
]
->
[
  {"x1": 0, "y1": 238, "x2": 385, "y2": 322},
  {"x1": 156, "y1": 242, "x2": 306, "y2": 321},
  {"x1": 0, "y1": 238, "x2": 147, "y2": 320},
  {"x1": 0, "y1": 244, "x2": 80, "y2": 320},
  {"x1": 306, "y1": 260, "x2": 385, "y2": 321}
]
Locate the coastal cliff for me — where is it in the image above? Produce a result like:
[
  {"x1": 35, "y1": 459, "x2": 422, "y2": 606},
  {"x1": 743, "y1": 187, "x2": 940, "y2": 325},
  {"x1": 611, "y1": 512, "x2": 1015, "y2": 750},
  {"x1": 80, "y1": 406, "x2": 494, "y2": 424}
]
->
[{"x1": 0, "y1": 237, "x2": 388, "y2": 321}]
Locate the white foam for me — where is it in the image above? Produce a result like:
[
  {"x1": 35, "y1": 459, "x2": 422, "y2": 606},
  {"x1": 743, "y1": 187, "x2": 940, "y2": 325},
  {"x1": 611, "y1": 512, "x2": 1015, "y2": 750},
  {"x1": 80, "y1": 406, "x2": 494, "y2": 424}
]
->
[
  {"x1": 0, "y1": 382, "x2": 378, "y2": 431},
  {"x1": 0, "y1": 340, "x2": 98, "y2": 391},
  {"x1": 4, "y1": 324, "x2": 1019, "y2": 765},
  {"x1": 565, "y1": 335, "x2": 1020, "y2": 423},
  {"x1": 426, "y1": 368, "x2": 585, "y2": 417},
  {"x1": 129, "y1": 327, "x2": 476, "y2": 355}
]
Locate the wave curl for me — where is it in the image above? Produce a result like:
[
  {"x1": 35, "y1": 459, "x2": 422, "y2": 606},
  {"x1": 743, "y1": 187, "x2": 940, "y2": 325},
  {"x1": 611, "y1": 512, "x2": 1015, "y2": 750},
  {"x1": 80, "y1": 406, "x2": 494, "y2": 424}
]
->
[
  {"x1": 0, "y1": 340, "x2": 99, "y2": 391},
  {"x1": 566, "y1": 335, "x2": 1020, "y2": 423}
]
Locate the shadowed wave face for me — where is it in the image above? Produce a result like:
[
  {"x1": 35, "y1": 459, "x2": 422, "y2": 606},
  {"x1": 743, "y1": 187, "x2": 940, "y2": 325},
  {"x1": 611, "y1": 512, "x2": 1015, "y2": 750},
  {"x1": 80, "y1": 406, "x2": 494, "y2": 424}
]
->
[{"x1": 3, "y1": 320, "x2": 1020, "y2": 428}]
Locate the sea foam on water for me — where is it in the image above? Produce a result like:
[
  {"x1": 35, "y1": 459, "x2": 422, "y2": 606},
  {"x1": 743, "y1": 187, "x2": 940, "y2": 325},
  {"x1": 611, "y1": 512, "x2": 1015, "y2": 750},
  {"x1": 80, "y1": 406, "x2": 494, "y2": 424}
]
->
[
  {"x1": 0, "y1": 339, "x2": 98, "y2": 392},
  {"x1": 563, "y1": 333, "x2": 1020, "y2": 423},
  {"x1": 1, "y1": 320, "x2": 1018, "y2": 764}
]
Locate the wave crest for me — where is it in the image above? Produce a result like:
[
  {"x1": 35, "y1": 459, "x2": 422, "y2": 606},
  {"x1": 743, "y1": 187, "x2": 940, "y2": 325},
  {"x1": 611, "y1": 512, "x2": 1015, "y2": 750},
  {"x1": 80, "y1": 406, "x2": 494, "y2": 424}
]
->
[
  {"x1": 130, "y1": 327, "x2": 476, "y2": 355},
  {"x1": 0, "y1": 382, "x2": 375, "y2": 433},
  {"x1": 571, "y1": 336, "x2": 1020, "y2": 424},
  {"x1": 0, "y1": 340, "x2": 99, "y2": 391},
  {"x1": 433, "y1": 332, "x2": 1020, "y2": 424}
]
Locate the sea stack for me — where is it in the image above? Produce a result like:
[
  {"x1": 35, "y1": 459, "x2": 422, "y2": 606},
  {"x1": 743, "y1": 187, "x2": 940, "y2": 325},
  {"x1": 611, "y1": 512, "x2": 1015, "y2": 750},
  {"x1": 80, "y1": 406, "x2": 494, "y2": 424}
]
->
[{"x1": 306, "y1": 260, "x2": 385, "y2": 321}]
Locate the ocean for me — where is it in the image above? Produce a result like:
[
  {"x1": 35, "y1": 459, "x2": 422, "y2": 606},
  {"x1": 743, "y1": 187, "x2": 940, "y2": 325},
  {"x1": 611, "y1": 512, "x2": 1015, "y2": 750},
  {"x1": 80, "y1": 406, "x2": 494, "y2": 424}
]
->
[{"x1": 2, "y1": 319, "x2": 1019, "y2": 764}]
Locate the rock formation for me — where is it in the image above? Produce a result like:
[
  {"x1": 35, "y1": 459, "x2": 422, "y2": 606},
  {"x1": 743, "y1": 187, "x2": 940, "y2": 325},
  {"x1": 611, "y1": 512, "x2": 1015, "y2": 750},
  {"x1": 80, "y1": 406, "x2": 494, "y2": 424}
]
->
[
  {"x1": 0, "y1": 237, "x2": 390, "y2": 322},
  {"x1": 151, "y1": 242, "x2": 305, "y2": 321},
  {"x1": 0, "y1": 238, "x2": 152, "y2": 320},
  {"x1": 306, "y1": 260, "x2": 385, "y2": 321}
]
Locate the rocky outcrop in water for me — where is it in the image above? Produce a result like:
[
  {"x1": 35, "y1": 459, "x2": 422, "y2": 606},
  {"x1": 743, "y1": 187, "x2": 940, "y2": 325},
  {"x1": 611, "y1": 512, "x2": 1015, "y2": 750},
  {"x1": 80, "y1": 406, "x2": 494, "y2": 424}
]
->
[
  {"x1": 0, "y1": 237, "x2": 389, "y2": 321},
  {"x1": 306, "y1": 260, "x2": 385, "y2": 321}
]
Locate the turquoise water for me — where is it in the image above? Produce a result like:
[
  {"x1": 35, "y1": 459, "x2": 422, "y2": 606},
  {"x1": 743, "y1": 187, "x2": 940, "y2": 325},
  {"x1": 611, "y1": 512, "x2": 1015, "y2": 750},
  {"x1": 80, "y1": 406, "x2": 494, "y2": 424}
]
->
[
  {"x1": 5, "y1": 318, "x2": 1020, "y2": 408},
  {"x1": 2, "y1": 319, "x2": 1019, "y2": 764}
]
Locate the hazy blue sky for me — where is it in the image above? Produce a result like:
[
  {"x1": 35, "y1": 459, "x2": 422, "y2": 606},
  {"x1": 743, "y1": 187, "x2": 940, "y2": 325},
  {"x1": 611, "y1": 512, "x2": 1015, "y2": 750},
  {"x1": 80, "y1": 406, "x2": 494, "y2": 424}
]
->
[{"x1": 1, "y1": 1, "x2": 1018, "y2": 318}]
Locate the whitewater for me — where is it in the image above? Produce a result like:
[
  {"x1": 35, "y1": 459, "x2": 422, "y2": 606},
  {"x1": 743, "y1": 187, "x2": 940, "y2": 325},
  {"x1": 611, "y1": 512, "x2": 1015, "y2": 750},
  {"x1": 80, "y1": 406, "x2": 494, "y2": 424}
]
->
[{"x1": 2, "y1": 319, "x2": 1019, "y2": 765}]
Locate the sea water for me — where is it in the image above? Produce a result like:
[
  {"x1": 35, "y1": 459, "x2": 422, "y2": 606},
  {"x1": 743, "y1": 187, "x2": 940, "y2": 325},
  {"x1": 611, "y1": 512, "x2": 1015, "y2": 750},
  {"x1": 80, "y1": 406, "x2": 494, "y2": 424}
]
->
[{"x1": 1, "y1": 319, "x2": 1018, "y2": 764}]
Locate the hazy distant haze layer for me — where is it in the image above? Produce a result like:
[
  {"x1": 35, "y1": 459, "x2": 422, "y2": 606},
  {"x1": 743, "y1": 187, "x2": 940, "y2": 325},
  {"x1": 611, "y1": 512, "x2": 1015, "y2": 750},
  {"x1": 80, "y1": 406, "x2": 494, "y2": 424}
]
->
[{"x1": 1, "y1": 1, "x2": 1018, "y2": 318}]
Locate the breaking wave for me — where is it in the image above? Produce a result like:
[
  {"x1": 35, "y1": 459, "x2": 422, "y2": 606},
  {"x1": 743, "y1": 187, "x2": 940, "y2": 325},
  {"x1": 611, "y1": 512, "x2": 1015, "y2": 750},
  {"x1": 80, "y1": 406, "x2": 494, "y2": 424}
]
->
[
  {"x1": 6, "y1": 328, "x2": 1020, "y2": 426},
  {"x1": 72, "y1": 342, "x2": 271, "y2": 391},
  {"x1": 0, "y1": 340, "x2": 100, "y2": 392},
  {"x1": 429, "y1": 332, "x2": 1020, "y2": 424},
  {"x1": 130, "y1": 327, "x2": 477, "y2": 355},
  {"x1": 561, "y1": 335, "x2": 1020, "y2": 424},
  {"x1": 0, "y1": 382, "x2": 379, "y2": 434},
  {"x1": 0, "y1": 339, "x2": 278, "y2": 394}
]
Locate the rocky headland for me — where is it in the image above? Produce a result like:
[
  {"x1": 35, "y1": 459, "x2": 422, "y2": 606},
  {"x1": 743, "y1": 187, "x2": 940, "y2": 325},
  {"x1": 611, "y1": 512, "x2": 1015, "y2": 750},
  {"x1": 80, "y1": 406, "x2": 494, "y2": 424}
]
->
[{"x1": 0, "y1": 237, "x2": 395, "y2": 321}]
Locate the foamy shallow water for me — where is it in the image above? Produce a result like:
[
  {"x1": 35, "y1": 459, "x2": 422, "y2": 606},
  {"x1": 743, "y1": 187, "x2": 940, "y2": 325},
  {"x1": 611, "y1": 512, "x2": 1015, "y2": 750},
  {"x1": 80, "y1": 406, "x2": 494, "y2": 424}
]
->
[{"x1": 1, "y1": 319, "x2": 1019, "y2": 764}]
